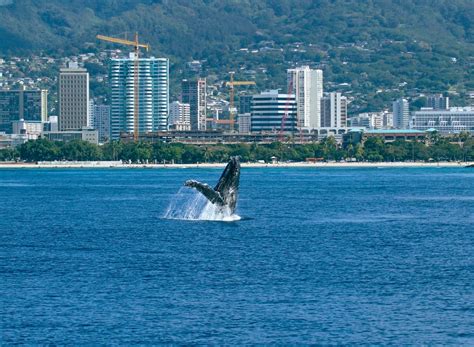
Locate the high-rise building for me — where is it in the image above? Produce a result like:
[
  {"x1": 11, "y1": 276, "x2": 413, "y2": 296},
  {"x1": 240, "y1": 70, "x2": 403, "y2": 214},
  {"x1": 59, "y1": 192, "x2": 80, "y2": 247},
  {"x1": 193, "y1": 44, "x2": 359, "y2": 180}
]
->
[
  {"x1": 0, "y1": 89, "x2": 48, "y2": 133},
  {"x1": 239, "y1": 95, "x2": 253, "y2": 114},
  {"x1": 287, "y1": 66, "x2": 323, "y2": 128},
  {"x1": 109, "y1": 55, "x2": 169, "y2": 140},
  {"x1": 251, "y1": 90, "x2": 297, "y2": 133},
  {"x1": 90, "y1": 102, "x2": 110, "y2": 143},
  {"x1": 59, "y1": 63, "x2": 89, "y2": 131},
  {"x1": 169, "y1": 101, "x2": 191, "y2": 131},
  {"x1": 393, "y1": 98, "x2": 410, "y2": 129},
  {"x1": 426, "y1": 94, "x2": 449, "y2": 110},
  {"x1": 320, "y1": 92, "x2": 348, "y2": 128},
  {"x1": 181, "y1": 78, "x2": 207, "y2": 131}
]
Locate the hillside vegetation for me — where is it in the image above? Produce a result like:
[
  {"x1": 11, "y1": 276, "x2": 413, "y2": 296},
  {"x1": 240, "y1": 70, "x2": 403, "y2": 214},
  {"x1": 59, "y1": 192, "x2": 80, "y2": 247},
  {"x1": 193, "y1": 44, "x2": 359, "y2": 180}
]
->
[{"x1": 1, "y1": 0, "x2": 473, "y2": 109}]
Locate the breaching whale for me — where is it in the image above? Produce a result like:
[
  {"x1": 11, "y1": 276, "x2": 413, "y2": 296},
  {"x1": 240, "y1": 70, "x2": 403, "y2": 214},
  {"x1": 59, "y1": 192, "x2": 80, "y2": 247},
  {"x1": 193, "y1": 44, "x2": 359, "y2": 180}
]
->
[{"x1": 184, "y1": 157, "x2": 241, "y2": 214}]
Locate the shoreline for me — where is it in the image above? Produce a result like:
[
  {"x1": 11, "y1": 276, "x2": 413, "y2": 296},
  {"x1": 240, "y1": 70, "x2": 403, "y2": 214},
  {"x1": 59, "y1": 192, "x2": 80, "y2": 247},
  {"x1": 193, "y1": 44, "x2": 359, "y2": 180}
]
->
[{"x1": 0, "y1": 161, "x2": 472, "y2": 169}]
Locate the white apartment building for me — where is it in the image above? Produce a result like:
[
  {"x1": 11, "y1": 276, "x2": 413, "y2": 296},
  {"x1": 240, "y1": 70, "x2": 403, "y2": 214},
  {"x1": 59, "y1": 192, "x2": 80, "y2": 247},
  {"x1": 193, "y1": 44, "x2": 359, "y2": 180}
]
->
[
  {"x1": 393, "y1": 98, "x2": 410, "y2": 129},
  {"x1": 287, "y1": 66, "x2": 323, "y2": 127},
  {"x1": 169, "y1": 101, "x2": 191, "y2": 131},
  {"x1": 350, "y1": 111, "x2": 394, "y2": 130}
]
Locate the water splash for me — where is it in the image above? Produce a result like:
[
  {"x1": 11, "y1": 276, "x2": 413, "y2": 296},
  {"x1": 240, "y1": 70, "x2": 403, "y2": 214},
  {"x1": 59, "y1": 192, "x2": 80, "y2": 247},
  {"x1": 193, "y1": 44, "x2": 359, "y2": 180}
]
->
[{"x1": 164, "y1": 187, "x2": 241, "y2": 222}]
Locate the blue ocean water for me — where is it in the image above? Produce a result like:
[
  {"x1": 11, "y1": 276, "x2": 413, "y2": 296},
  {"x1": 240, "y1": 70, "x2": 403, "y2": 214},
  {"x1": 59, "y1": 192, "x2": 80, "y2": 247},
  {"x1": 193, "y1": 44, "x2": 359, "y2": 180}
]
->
[{"x1": 1, "y1": 167, "x2": 474, "y2": 344}]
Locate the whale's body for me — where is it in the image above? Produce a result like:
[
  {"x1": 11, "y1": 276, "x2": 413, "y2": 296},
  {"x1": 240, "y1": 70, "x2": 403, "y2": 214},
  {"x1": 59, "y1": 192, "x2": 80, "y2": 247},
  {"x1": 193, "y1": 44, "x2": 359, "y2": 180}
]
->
[{"x1": 185, "y1": 157, "x2": 240, "y2": 214}]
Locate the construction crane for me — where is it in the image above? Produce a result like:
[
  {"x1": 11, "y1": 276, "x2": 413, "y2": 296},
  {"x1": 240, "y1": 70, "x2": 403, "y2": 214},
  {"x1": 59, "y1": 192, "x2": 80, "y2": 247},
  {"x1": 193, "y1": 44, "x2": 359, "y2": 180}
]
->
[
  {"x1": 97, "y1": 33, "x2": 150, "y2": 141},
  {"x1": 225, "y1": 72, "x2": 256, "y2": 131}
]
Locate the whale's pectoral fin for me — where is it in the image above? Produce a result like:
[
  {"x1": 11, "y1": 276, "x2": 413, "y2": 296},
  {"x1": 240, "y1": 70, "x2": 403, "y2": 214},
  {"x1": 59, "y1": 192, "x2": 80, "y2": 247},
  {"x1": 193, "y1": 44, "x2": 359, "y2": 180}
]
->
[{"x1": 185, "y1": 180, "x2": 225, "y2": 206}]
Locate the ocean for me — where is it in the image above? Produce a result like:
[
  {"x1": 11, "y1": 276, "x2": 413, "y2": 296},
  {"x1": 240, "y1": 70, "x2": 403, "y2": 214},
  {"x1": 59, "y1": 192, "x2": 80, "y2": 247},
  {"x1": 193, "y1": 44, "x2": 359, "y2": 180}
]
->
[{"x1": 1, "y1": 167, "x2": 473, "y2": 344}]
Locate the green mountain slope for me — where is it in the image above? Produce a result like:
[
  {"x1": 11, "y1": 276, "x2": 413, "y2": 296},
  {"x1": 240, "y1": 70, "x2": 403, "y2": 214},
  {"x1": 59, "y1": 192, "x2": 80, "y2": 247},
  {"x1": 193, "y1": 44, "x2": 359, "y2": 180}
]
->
[{"x1": 1, "y1": 0, "x2": 473, "y2": 110}]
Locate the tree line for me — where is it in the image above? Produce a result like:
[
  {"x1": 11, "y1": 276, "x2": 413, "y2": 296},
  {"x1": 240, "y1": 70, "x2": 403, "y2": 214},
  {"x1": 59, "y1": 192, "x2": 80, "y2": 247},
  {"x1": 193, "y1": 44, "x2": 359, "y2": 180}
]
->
[{"x1": 1, "y1": 133, "x2": 473, "y2": 163}]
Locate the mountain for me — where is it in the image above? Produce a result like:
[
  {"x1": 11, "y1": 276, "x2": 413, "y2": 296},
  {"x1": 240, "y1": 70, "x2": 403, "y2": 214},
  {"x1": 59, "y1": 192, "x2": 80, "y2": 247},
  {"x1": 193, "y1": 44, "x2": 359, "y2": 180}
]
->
[{"x1": 1, "y1": 0, "x2": 473, "y2": 110}]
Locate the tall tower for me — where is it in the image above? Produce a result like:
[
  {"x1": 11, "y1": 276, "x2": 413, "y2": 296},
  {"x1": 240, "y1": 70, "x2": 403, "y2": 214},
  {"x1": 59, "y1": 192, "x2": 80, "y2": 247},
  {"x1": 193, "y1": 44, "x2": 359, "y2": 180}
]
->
[
  {"x1": 59, "y1": 62, "x2": 89, "y2": 131},
  {"x1": 182, "y1": 78, "x2": 207, "y2": 131},
  {"x1": 287, "y1": 66, "x2": 323, "y2": 128},
  {"x1": 393, "y1": 98, "x2": 410, "y2": 129},
  {"x1": 109, "y1": 55, "x2": 169, "y2": 140}
]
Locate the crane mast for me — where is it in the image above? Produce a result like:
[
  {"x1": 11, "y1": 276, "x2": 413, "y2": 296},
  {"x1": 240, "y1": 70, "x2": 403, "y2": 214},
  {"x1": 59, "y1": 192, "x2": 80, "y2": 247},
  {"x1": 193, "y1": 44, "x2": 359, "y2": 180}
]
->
[{"x1": 225, "y1": 72, "x2": 256, "y2": 131}]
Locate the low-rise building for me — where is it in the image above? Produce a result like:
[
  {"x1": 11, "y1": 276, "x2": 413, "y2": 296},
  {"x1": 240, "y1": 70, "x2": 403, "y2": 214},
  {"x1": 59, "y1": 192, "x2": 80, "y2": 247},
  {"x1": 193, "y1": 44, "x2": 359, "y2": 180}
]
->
[
  {"x1": 0, "y1": 132, "x2": 28, "y2": 148},
  {"x1": 426, "y1": 94, "x2": 449, "y2": 110},
  {"x1": 411, "y1": 107, "x2": 474, "y2": 134},
  {"x1": 42, "y1": 128, "x2": 99, "y2": 145},
  {"x1": 344, "y1": 129, "x2": 427, "y2": 147},
  {"x1": 11, "y1": 119, "x2": 43, "y2": 140}
]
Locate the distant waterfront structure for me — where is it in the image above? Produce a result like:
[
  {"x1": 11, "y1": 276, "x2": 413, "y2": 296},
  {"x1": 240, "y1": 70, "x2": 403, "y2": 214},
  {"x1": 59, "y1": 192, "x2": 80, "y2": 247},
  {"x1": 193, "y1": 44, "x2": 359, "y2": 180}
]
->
[
  {"x1": 287, "y1": 66, "x2": 323, "y2": 127},
  {"x1": 393, "y1": 98, "x2": 410, "y2": 129},
  {"x1": 320, "y1": 92, "x2": 347, "y2": 128},
  {"x1": 411, "y1": 107, "x2": 474, "y2": 134},
  {"x1": 11, "y1": 119, "x2": 43, "y2": 139},
  {"x1": 0, "y1": 132, "x2": 28, "y2": 148},
  {"x1": 0, "y1": 89, "x2": 48, "y2": 133},
  {"x1": 238, "y1": 113, "x2": 251, "y2": 133},
  {"x1": 383, "y1": 112, "x2": 394, "y2": 128},
  {"x1": 343, "y1": 129, "x2": 427, "y2": 147},
  {"x1": 182, "y1": 78, "x2": 207, "y2": 131},
  {"x1": 349, "y1": 114, "x2": 371, "y2": 129},
  {"x1": 169, "y1": 101, "x2": 191, "y2": 131},
  {"x1": 239, "y1": 95, "x2": 253, "y2": 114},
  {"x1": 59, "y1": 62, "x2": 89, "y2": 131},
  {"x1": 46, "y1": 116, "x2": 59, "y2": 132},
  {"x1": 109, "y1": 55, "x2": 169, "y2": 140},
  {"x1": 43, "y1": 127, "x2": 99, "y2": 145},
  {"x1": 251, "y1": 90, "x2": 297, "y2": 132},
  {"x1": 90, "y1": 102, "x2": 110, "y2": 143},
  {"x1": 349, "y1": 111, "x2": 393, "y2": 130},
  {"x1": 426, "y1": 94, "x2": 449, "y2": 110}
]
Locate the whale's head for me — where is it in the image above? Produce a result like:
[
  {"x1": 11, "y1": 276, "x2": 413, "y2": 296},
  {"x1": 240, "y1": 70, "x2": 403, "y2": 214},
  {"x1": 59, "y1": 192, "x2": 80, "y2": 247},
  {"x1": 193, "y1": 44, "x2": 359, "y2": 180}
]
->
[{"x1": 215, "y1": 156, "x2": 240, "y2": 201}]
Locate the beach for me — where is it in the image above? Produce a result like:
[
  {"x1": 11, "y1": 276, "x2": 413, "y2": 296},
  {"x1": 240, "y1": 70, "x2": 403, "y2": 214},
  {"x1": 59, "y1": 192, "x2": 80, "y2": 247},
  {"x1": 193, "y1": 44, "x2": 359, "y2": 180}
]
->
[{"x1": 0, "y1": 161, "x2": 472, "y2": 169}]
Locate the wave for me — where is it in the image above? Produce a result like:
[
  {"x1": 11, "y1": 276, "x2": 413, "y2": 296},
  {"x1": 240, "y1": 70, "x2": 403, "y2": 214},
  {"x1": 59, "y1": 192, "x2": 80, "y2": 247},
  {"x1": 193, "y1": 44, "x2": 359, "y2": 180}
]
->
[{"x1": 164, "y1": 187, "x2": 240, "y2": 222}]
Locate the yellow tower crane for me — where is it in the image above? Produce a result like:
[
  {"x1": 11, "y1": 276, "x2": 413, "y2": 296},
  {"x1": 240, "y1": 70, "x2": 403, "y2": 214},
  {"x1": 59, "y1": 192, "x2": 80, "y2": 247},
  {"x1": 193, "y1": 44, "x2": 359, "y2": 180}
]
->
[
  {"x1": 225, "y1": 72, "x2": 256, "y2": 131},
  {"x1": 97, "y1": 33, "x2": 150, "y2": 141}
]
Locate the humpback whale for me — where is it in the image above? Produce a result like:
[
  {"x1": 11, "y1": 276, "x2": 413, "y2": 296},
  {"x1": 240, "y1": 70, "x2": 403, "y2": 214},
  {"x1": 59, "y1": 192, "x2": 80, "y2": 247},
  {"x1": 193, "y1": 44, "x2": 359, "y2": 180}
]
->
[{"x1": 184, "y1": 157, "x2": 241, "y2": 214}]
